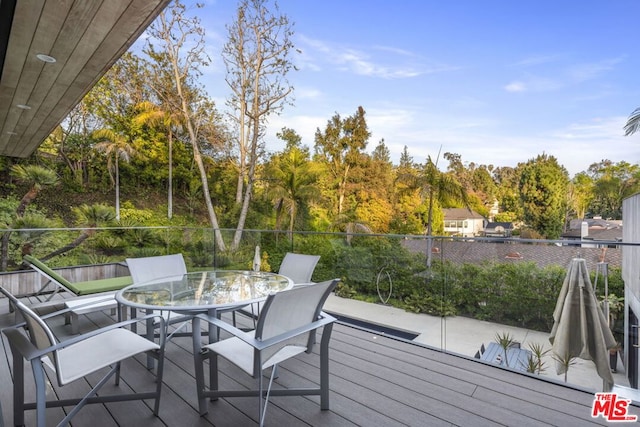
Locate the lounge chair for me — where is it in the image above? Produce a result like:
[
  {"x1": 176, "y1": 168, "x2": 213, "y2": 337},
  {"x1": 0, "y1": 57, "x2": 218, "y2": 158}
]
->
[
  {"x1": 23, "y1": 254, "x2": 133, "y2": 297},
  {"x1": 194, "y1": 279, "x2": 339, "y2": 426},
  {"x1": 22, "y1": 255, "x2": 134, "y2": 333}
]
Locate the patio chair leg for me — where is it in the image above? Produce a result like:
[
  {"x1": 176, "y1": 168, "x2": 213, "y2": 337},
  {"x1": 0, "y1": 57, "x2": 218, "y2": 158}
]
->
[
  {"x1": 115, "y1": 361, "x2": 122, "y2": 385},
  {"x1": 260, "y1": 363, "x2": 277, "y2": 427},
  {"x1": 32, "y1": 360, "x2": 48, "y2": 427},
  {"x1": 153, "y1": 348, "x2": 165, "y2": 416},
  {"x1": 258, "y1": 367, "x2": 265, "y2": 427},
  {"x1": 11, "y1": 349, "x2": 25, "y2": 427},
  {"x1": 320, "y1": 323, "x2": 334, "y2": 410}
]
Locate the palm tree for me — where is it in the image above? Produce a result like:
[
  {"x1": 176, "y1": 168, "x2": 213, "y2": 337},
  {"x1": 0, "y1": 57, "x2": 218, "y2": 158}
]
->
[
  {"x1": 11, "y1": 165, "x2": 59, "y2": 216},
  {"x1": 134, "y1": 101, "x2": 183, "y2": 219},
  {"x1": 40, "y1": 204, "x2": 116, "y2": 261},
  {"x1": 12, "y1": 213, "x2": 59, "y2": 259},
  {"x1": 420, "y1": 156, "x2": 470, "y2": 267},
  {"x1": 93, "y1": 129, "x2": 137, "y2": 221},
  {"x1": 267, "y1": 147, "x2": 320, "y2": 239},
  {"x1": 1, "y1": 165, "x2": 58, "y2": 269},
  {"x1": 624, "y1": 107, "x2": 640, "y2": 136}
]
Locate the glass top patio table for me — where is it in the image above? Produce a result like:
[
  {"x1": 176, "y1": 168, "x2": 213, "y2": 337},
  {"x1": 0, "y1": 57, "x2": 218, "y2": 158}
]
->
[
  {"x1": 115, "y1": 270, "x2": 293, "y2": 313},
  {"x1": 116, "y1": 269, "x2": 294, "y2": 412}
]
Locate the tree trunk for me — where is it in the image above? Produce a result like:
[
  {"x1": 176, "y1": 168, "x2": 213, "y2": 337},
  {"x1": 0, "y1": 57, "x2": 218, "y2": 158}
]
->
[
  {"x1": 41, "y1": 233, "x2": 90, "y2": 261},
  {"x1": 426, "y1": 188, "x2": 435, "y2": 268},
  {"x1": 0, "y1": 231, "x2": 10, "y2": 271},
  {"x1": 288, "y1": 203, "x2": 296, "y2": 241},
  {"x1": 168, "y1": 131, "x2": 173, "y2": 219},
  {"x1": 115, "y1": 156, "x2": 120, "y2": 221},
  {"x1": 232, "y1": 128, "x2": 258, "y2": 250},
  {"x1": 168, "y1": 38, "x2": 226, "y2": 251}
]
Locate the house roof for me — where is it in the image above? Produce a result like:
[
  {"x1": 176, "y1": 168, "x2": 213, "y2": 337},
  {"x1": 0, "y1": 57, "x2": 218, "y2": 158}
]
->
[
  {"x1": 402, "y1": 239, "x2": 622, "y2": 271},
  {"x1": 0, "y1": 0, "x2": 170, "y2": 158},
  {"x1": 563, "y1": 218, "x2": 623, "y2": 241},
  {"x1": 443, "y1": 208, "x2": 485, "y2": 220},
  {"x1": 485, "y1": 221, "x2": 514, "y2": 230}
]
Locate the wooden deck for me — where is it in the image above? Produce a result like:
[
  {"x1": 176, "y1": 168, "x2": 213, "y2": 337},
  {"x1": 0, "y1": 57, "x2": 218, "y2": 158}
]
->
[{"x1": 0, "y1": 294, "x2": 622, "y2": 426}]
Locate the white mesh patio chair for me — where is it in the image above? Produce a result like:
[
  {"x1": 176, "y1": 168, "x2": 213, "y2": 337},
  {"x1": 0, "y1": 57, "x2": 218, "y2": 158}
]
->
[
  {"x1": 234, "y1": 252, "x2": 321, "y2": 327},
  {"x1": 0, "y1": 287, "x2": 166, "y2": 427},
  {"x1": 194, "y1": 279, "x2": 339, "y2": 426},
  {"x1": 125, "y1": 253, "x2": 194, "y2": 371},
  {"x1": 278, "y1": 252, "x2": 321, "y2": 286},
  {"x1": 126, "y1": 254, "x2": 190, "y2": 332},
  {"x1": 126, "y1": 253, "x2": 187, "y2": 285}
]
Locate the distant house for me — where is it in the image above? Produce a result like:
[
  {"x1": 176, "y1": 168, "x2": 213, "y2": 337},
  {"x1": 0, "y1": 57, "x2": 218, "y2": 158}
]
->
[
  {"x1": 443, "y1": 208, "x2": 486, "y2": 237},
  {"x1": 483, "y1": 222, "x2": 514, "y2": 238},
  {"x1": 561, "y1": 217, "x2": 622, "y2": 247}
]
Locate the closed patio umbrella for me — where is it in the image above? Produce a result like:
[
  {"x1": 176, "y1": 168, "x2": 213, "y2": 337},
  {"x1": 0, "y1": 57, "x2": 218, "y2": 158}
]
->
[{"x1": 549, "y1": 258, "x2": 617, "y2": 390}]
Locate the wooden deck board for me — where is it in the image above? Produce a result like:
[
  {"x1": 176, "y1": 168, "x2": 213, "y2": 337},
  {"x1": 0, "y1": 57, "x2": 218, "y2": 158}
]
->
[{"x1": 0, "y1": 295, "x2": 626, "y2": 426}]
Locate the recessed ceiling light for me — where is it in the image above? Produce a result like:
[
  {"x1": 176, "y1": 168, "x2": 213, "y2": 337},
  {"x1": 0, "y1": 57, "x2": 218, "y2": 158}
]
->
[
  {"x1": 16, "y1": 104, "x2": 31, "y2": 110},
  {"x1": 36, "y1": 53, "x2": 56, "y2": 63}
]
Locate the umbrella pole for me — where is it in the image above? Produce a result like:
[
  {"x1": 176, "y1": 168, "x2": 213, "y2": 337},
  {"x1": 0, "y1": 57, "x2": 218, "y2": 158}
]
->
[
  {"x1": 602, "y1": 262, "x2": 609, "y2": 328},
  {"x1": 599, "y1": 261, "x2": 613, "y2": 392},
  {"x1": 596, "y1": 261, "x2": 610, "y2": 327}
]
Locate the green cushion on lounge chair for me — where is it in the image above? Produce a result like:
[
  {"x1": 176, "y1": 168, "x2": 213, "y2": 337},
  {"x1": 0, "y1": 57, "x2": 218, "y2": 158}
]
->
[
  {"x1": 68, "y1": 275, "x2": 133, "y2": 295},
  {"x1": 23, "y1": 255, "x2": 133, "y2": 295},
  {"x1": 24, "y1": 254, "x2": 73, "y2": 286}
]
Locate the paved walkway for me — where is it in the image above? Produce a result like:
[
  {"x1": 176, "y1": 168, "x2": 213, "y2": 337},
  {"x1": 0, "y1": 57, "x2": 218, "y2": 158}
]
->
[{"x1": 324, "y1": 293, "x2": 629, "y2": 392}]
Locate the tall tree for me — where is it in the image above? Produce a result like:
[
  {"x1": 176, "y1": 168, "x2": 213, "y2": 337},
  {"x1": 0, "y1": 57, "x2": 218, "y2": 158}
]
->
[
  {"x1": 223, "y1": 0, "x2": 297, "y2": 249},
  {"x1": 93, "y1": 129, "x2": 137, "y2": 221},
  {"x1": 391, "y1": 146, "x2": 424, "y2": 234},
  {"x1": 420, "y1": 155, "x2": 469, "y2": 266},
  {"x1": 519, "y1": 154, "x2": 569, "y2": 239},
  {"x1": 314, "y1": 106, "x2": 371, "y2": 217},
  {"x1": 493, "y1": 165, "x2": 524, "y2": 223},
  {"x1": 44, "y1": 100, "x2": 97, "y2": 188},
  {"x1": 267, "y1": 133, "x2": 319, "y2": 238},
  {"x1": 134, "y1": 101, "x2": 184, "y2": 219},
  {"x1": 568, "y1": 172, "x2": 594, "y2": 220},
  {"x1": 357, "y1": 140, "x2": 394, "y2": 232},
  {"x1": 587, "y1": 160, "x2": 640, "y2": 219},
  {"x1": 84, "y1": 52, "x2": 151, "y2": 131},
  {"x1": 144, "y1": 0, "x2": 226, "y2": 249}
]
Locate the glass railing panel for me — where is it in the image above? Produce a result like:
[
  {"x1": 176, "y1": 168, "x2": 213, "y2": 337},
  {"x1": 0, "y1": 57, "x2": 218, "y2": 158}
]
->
[
  {"x1": 0, "y1": 226, "x2": 635, "y2": 393},
  {"x1": 436, "y1": 236, "x2": 628, "y2": 391}
]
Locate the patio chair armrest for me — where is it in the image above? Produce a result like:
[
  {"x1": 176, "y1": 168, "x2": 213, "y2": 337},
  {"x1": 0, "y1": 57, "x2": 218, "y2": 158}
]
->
[
  {"x1": 256, "y1": 313, "x2": 336, "y2": 350},
  {"x1": 195, "y1": 313, "x2": 254, "y2": 342},
  {"x1": 197, "y1": 312, "x2": 336, "y2": 350},
  {"x1": 2, "y1": 313, "x2": 166, "y2": 361},
  {"x1": 39, "y1": 295, "x2": 117, "y2": 320},
  {"x1": 2, "y1": 328, "x2": 40, "y2": 360}
]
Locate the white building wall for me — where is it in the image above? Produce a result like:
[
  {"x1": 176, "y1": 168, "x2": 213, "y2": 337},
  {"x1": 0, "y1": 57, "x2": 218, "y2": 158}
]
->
[{"x1": 623, "y1": 194, "x2": 640, "y2": 387}]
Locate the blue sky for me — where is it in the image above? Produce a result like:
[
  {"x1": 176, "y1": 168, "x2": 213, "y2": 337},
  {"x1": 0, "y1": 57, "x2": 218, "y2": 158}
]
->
[{"x1": 185, "y1": 0, "x2": 640, "y2": 176}]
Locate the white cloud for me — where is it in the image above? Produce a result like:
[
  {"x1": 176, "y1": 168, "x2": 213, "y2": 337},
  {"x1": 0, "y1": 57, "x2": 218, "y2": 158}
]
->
[
  {"x1": 294, "y1": 86, "x2": 322, "y2": 100},
  {"x1": 296, "y1": 34, "x2": 455, "y2": 79},
  {"x1": 505, "y1": 81, "x2": 526, "y2": 92},
  {"x1": 511, "y1": 54, "x2": 563, "y2": 67},
  {"x1": 505, "y1": 74, "x2": 564, "y2": 93},
  {"x1": 566, "y1": 56, "x2": 625, "y2": 83}
]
